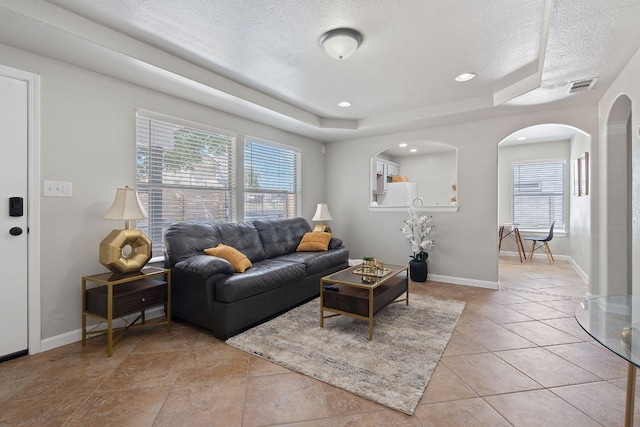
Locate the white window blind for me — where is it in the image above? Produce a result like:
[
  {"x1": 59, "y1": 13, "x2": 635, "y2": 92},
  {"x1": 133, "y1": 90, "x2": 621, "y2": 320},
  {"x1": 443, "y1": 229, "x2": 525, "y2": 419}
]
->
[
  {"x1": 136, "y1": 113, "x2": 236, "y2": 255},
  {"x1": 244, "y1": 136, "x2": 301, "y2": 219},
  {"x1": 512, "y1": 160, "x2": 565, "y2": 229}
]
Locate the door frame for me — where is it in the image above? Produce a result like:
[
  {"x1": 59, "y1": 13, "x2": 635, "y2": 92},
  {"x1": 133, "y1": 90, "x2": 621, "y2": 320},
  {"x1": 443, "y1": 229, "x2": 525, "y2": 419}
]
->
[{"x1": 0, "y1": 64, "x2": 41, "y2": 355}]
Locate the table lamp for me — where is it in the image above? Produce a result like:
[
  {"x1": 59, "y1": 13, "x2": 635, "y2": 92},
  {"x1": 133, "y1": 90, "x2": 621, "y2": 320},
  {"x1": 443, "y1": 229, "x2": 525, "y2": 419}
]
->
[
  {"x1": 312, "y1": 203, "x2": 333, "y2": 232},
  {"x1": 99, "y1": 185, "x2": 152, "y2": 274}
]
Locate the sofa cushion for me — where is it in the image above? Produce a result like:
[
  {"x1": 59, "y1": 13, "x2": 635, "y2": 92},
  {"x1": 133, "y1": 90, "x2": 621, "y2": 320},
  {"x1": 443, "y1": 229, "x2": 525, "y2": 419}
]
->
[
  {"x1": 204, "y1": 244, "x2": 252, "y2": 273},
  {"x1": 296, "y1": 232, "x2": 332, "y2": 251},
  {"x1": 216, "y1": 221, "x2": 266, "y2": 262},
  {"x1": 278, "y1": 248, "x2": 350, "y2": 275},
  {"x1": 214, "y1": 259, "x2": 307, "y2": 302},
  {"x1": 253, "y1": 217, "x2": 311, "y2": 258}
]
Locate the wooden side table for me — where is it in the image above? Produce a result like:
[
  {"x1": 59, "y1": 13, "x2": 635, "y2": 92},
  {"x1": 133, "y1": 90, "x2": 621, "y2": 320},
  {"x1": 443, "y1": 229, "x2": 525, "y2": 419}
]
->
[{"x1": 81, "y1": 266, "x2": 171, "y2": 356}]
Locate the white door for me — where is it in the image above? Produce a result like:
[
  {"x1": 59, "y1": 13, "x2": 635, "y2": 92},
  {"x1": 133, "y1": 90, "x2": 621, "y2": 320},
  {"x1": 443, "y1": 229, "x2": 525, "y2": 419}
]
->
[{"x1": 0, "y1": 73, "x2": 29, "y2": 360}]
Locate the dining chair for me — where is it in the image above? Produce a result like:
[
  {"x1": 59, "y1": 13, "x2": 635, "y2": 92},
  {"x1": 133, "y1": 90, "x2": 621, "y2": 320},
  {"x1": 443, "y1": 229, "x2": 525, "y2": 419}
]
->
[{"x1": 526, "y1": 221, "x2": 555, "y2": 264}]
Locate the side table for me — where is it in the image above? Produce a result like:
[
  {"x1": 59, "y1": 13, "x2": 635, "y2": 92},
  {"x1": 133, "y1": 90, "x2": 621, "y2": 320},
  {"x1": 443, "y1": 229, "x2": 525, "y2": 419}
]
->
[{"x1": 81, "y1": 266, "x2": 171, "y2": 357}]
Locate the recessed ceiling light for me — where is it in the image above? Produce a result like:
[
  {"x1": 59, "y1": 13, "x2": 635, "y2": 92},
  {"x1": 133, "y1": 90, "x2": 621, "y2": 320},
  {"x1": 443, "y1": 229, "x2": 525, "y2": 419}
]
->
[
  {"x1": 455, "y1": 72, "x2": 477, "y2": 82},
  {"x1": 399, "y1": 143, "x2": 407, "y2": 148},
  {"x1": 410, "y1": 148, "x2": 418, "y2": 153},
  {"x1": 337, "y1": 101, "x2": 352, "y2": 108},
  {"x1": 517, "y1": 136, "x2": 527, "y2": 141}
]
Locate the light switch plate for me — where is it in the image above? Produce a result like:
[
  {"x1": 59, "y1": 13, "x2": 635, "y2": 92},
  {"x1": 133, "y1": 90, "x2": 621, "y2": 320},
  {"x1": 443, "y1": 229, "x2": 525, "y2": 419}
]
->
[{"x1": 43, "y1": 180, "x2": 72, "y2": 197}]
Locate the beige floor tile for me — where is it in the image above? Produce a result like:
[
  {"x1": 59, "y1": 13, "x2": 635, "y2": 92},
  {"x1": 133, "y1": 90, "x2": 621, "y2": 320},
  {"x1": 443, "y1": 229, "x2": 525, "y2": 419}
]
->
[
  {"x1": 442, "y1": 352, "x2": 541, "y2": 396},
  {"x1": 154, "y1": 377, "x2": 246, "y2": 426},
  {"x1": 0, "y1": 395, "x2": 88, "y2": 426},
  {"x1": 11, "y1": 355, "x2": 122, "y2": 399},
  {"x1": 541, "y1": 317, "x2": 595, "y2": 341},
  {"x1": 242, "y1": 372, "x2": 327, "y2": 426},
  {"x1": 331, "y1": 409, "x2": 421, "y2": 426},
  {"x1": 495, "y1": 347, "x2": 600, "y2": 387},
  {"x1": 503, "y1": 301, "x2": 570, "y2": 320},
  {"x1": 247, "y1": 354, "x2": 292, "y2": 376},
  {"x1": 420, "y1": 362, "x2": 478, "y2": 403},
  {"x1": 0, "y1": 258, "x2": 599, "y2": 425},
  {"x1": 551, "y1": 381, "x2": 640, "y2": 426},
  {"x1": 441, "y1": 330, "x2": 488, "y2": 356},
  {"x1": 99, "y1": 352, "x2": 186, "y2": 391},
  {"x1": 500, "y1": 320, "x2": 583, "y2": 346},
  {"x1": 463, "y1": 301, "x2": 534, "y2": 323},
  {"x1": 485, "y1": 389, "x2": 602, "y2": 426},
  {"x1": 546, "y1": 342, "x2": 629, "y2": 380},
  {"x1": 414, "y1": 397, "x2": 511, "y2": 426},
  {"x1": 66, "y1": 387, "x2": 170, "y2": 427},
  {"x1": 455, "y1": 320, "x2": 537, "y2": 352},
  {"x1": 321, "y1": 382, "x2": 386, "y2": 417}
]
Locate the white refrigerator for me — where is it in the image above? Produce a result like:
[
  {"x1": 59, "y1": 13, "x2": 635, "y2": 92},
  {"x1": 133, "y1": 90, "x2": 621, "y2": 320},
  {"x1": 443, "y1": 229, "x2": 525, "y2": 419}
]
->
[{"x1": 381, "y1": 182, "x2": 418, "y2": 205}]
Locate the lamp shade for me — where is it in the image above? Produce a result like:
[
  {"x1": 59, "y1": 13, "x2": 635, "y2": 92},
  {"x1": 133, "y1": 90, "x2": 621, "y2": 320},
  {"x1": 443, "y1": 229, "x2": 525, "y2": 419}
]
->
[
  {"x1": 320, "y1": 28, "x2": 362, "y2": 60},
  {"x1": 104, "y1": 186, "x2": 147, "y2": 223},
  {"x1": 312, "y1": 203, "x2": 333, "y2": 222}
]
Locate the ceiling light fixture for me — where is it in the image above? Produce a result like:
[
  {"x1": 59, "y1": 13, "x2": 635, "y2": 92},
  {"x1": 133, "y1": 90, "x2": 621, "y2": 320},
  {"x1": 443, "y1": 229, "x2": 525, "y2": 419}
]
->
[
  {"x1": 455, "y1": 72, "x2": 477, "y2": 82},
  {"x1": 410, "y1": 148, "x2": 418, "y2": 153},
  {"x1": 337, "y1": 101, "x2": 352, "y2": 107},
  {"x1": 320, "y1": 28, "x2": 363, "y2": 60},
  {"x1": 399, "y1": 143, "x2": 407, "y2": 148}
]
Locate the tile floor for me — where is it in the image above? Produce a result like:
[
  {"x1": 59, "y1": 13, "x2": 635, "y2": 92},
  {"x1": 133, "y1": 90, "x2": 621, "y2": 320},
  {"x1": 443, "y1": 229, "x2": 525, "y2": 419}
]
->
[{"x1": 0, "y1": 256, "x2": 636, "y2": 426}]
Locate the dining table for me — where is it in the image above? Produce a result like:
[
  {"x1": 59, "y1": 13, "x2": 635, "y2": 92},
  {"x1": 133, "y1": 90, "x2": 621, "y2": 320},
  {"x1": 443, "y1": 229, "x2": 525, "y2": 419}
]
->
[
  {"x1": 575, "y1": 295, "x2": 640, "y2": 426},
  {"x1": 498, "y1": 223, "x2": 526, "y2": 262}
]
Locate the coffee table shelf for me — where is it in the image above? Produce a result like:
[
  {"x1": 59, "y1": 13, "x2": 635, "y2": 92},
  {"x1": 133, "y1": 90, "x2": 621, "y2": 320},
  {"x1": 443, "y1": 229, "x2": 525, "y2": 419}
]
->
[{"x1": 320, "y1": 263, "x2": 408, "y2": 340}]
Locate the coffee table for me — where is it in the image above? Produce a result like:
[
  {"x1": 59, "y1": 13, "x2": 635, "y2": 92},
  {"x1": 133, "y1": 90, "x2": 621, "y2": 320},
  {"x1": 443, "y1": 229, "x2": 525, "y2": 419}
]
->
[{"x1": 320, "y1": 263, "x2": 409, "y2": 340}]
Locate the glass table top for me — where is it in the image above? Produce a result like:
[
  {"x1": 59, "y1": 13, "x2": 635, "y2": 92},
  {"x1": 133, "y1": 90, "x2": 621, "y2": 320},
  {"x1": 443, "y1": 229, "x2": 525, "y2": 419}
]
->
[{"x1": 575, "y1": 295, "x2": 640, "y2": 367}]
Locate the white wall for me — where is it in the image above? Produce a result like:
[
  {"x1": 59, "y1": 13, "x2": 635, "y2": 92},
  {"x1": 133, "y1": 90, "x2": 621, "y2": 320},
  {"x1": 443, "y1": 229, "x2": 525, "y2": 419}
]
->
[
  {"x1": 569, "y1": 132, "x2": 592, "y2": 276},
  {"x1": 326, "y1": 105, "x2": 599, "y2": 287},
  {"x1": 598, "y1": 46, "x2": 640, "y2": 296},
  {"x1": 0, "y1": 44, "x2": 327, "y2": 340},
  {"x1": 399, "y1": 150, "x2": 457, "y2": 206}
]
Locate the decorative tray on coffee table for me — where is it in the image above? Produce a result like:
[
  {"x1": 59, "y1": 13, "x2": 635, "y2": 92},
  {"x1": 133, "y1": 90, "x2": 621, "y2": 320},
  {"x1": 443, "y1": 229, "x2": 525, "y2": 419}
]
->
[{"x1": 352, "y1": 267, "x2": 392, "y2": 278}]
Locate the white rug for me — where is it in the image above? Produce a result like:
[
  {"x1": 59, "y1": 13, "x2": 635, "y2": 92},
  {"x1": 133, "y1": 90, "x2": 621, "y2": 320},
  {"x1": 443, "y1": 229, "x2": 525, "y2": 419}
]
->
[{"x1": 226, "y1": 293, "x2": 465, "y2": 414}]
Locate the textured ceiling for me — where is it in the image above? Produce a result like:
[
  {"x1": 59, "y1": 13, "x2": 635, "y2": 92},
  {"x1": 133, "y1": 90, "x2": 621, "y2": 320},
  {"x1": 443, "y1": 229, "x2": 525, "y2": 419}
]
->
[{"x1": 1, "y1": 0, "x2": 639, "y2": 142}]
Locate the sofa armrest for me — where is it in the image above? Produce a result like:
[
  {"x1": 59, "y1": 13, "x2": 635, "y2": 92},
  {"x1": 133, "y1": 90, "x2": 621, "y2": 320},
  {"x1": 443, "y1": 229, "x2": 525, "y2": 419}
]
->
[
  {"x1": 174, "y1": 254, "x2": 235, "y2": 278},
  {"x1": 329, "y1": 237, "x2": 343, "y2": 249}
]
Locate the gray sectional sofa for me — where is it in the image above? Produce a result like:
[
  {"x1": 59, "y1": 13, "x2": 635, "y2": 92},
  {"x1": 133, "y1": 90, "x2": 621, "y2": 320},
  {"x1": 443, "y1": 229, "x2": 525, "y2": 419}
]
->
[{"x1": 164, "y1": 217, "x2": 349, "y2": 339}]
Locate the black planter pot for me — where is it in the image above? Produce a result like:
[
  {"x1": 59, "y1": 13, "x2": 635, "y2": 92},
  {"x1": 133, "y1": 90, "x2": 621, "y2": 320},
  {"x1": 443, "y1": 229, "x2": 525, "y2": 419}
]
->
[{"x1": 409, "y1": 260, "x2": 428, "y2": 282}]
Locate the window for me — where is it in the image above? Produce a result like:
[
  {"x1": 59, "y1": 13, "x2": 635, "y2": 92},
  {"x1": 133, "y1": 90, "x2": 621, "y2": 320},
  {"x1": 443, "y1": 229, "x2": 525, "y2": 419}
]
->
[
  {"x1": 244, "y1": 136, "x2": 301, "y2": 219},
  {"x1": 512, "y1": 160, "x2": 565, "y2": 229},
  {"x1": 136, "y1": 112, "x2": 236, "y2": 255}
]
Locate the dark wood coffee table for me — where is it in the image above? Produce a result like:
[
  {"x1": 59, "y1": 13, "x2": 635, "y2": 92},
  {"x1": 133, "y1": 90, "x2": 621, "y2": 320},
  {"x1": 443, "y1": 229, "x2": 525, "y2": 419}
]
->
[{"x1": 320, "y1": 263, "x2": 408, "y2": 340}]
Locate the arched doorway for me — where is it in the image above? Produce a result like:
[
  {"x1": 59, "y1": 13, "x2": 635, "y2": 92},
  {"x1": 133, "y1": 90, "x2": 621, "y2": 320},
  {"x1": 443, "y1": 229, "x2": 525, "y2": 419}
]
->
[{"x1": 497, "y1": 124, "x2": 592, "y2": 283}]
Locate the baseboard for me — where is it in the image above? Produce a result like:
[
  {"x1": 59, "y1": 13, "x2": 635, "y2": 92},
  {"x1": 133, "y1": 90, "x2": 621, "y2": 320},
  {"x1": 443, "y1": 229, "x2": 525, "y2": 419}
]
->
[
  {"x1": 568, "y1": 258, "x2": 588, "y2": 283},
  {"x1": 426, "y1": 274, "x2": 499, "y2": 290},
  {"x1": 39, "y1": 306, "x2": 166, "y2": 353}
]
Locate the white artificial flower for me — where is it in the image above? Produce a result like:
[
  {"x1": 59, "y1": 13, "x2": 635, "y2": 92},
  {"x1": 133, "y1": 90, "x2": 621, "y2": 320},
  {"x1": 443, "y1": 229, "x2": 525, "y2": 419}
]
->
[{"x1": 400, "y1": 206, "x2": 435, "y2": 262}]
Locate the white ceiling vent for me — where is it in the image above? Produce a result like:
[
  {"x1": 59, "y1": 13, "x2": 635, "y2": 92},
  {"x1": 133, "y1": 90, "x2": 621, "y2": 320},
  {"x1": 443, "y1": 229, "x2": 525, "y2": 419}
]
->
[{"x1": 568, "y1": 78, "x2": 598, "y2": 94}]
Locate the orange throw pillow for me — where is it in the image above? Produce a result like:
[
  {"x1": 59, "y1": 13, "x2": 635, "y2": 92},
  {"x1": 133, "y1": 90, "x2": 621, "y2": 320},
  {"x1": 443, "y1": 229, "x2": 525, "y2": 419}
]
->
[
  {"x1": 204, "y1": 244, "x2": 252, "y2": 273},
  {"x1": 296, "y1": 232, "x2": 332, "y2": 252}
]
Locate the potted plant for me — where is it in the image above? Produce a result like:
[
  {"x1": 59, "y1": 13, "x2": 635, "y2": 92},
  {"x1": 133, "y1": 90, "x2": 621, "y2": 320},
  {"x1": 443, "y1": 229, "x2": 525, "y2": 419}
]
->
[{"x1": 399, "y1": 206, "x2": 435, "y2": 282}]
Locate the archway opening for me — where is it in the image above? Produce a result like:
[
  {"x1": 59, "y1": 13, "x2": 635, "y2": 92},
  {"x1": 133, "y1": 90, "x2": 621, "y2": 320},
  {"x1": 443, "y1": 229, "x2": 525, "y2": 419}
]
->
[{"x1": 497, "y1": 124, "x2": 591, "y2": 284}]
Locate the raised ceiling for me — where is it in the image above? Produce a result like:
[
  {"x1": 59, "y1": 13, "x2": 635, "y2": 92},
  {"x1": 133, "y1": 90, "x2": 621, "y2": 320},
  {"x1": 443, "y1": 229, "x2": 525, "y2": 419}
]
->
[{"x1": 1, "y1": 0, "x2": 639, "y2": 142}]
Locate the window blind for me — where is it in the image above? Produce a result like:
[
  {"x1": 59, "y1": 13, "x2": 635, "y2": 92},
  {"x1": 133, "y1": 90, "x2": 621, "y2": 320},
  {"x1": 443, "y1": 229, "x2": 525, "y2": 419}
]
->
[
  {"x1": 136, "y1": 113, "x2": 236, "y2": 255},
  {"x1": 244, "y1": 136, "x2": 301, "y2": 219},
  {"x1": 512, "y1": 160, "x2": 565, "y2": 229}
]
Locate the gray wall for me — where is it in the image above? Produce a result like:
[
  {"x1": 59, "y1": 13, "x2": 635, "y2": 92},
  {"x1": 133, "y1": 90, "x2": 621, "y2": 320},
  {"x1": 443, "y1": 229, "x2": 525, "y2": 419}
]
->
[
  {"x1": 1, "y1": 44, "x2": 327, "y2": 340},
  {"x1": 326, "y1": 106, "x2": 599, "y2": 287}
]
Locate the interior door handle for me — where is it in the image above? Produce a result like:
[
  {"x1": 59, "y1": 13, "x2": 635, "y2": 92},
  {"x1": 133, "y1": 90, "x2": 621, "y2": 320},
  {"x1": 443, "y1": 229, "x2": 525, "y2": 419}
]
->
[{"x1": 9, "y1": 227, "x2": 23, "y2": 236}]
